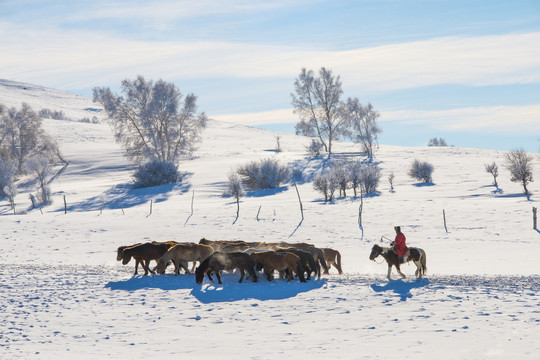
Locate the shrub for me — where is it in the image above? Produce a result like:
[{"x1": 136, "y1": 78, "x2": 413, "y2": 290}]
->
[
  {"x1": 408, "y1": 159, "x2": 434, "y2": 183},
  {"x1": 133, "y1": 160, "x2": 180, "y2": 188},
  {"x1": 313, "y1": 173, "x2": 337, "y2": 202},
  {"x1": 237, "y1": 158, "x2": 291, "y2": 190},
  {"x1": 359, "y1": 163, "x2": 382, "y2": 194},
  {"x1": 428, "y1": 137, "x2": 448, "y2": 147},
  {"x1": 305, "y1": 139, "x2": 324, "y2": 156}
]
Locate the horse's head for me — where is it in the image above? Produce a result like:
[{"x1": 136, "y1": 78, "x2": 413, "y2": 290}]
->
[
  {"x1": 121, "y1": 254, "x2": 132, "y2": 265},
  {"x1": 369, "y1": 245, "x2": 382, "y2": 261},
  {"x1": 195, "y1": 266, "x2": 205, "y2": 284},
  {"x1": 155, "y1": 259, "x2": 167, "y2": 274},
  {"x1": 116, "y1": 246, "x2": 126, "y2": 261}
]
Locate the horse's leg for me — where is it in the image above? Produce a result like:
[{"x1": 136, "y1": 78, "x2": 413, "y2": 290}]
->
[
  {"x1": 287, "y1": 267, "x2": 294, "y2": 282},
  {"x1": 133, "y1": 258, "x2": 139, "y2": 275},
  {"x1": 387, "y1": 265, "x2": 392, "y2": 279},
  {"x1": 265, "y1": 266, "x2": 273, "y2": 281},
  {"x1": 396, "y1": 265, "x2": 406, "y2": 278},
  {"x1": 216, "y1": 271, "x2": 223, "y2": 284},
  {"x1": 180, "y1": 260, "x2": 191, "y2": 275},
  {"x1": 142, "y1": 259, "x2": 152, "y2": 276},
  {"x1": 238, "y1": 268, "x2": 245, "y2": 283}
]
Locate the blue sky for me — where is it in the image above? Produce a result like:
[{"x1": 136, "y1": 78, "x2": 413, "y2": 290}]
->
[{"x1": 1, "y1": 0, "x2": 539, "y2": 152}]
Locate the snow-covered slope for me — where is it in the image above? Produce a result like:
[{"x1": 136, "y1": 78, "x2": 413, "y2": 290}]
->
[{"x1": 1, "y1": 80, "x2": 539, "y2": 359}]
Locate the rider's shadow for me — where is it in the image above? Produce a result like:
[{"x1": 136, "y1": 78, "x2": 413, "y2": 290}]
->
[{"x1": 370, "y1": 278, "x2": 429, "y2": 302}]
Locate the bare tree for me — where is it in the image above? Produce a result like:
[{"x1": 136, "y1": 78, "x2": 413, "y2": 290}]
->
[
  {"x1": 0, "y1": 157, "x2": 17, "y2": 205},
  {"x1": 0, "y1": 103, "x2": 59, "y2": 174},
  {"x1": 428, "y1": 137, "x2": 448, "y2": 147},
  {"x1": 484, "y1": 162, "x2": 499, "y2": 188},
  {"x1": 345, "y1": 99, "x2": 382, "y2": 159},
  {"x1": 313, "y1": 173, "x2": 337, "y2": 202},
  {"x1": 26, "y1": 155, "x2": 53, "y2": 204},
  {"x1": 505, "y1": 148, "x2": 534, "y2": 196},
  {"x1": 388, "y1": 172, "x2": 395, "y2": 192},
  {"x1": 291, "y1": 67, "x2": 348, "y2": 153},
  {"x1": 226, "y1": 172, "x2": 245, "y2": 220},
  {"x1": 93, "y1": 76, "x2": 207, "y2": 165}
]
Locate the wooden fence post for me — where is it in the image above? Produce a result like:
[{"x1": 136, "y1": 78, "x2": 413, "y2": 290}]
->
[
  {"x1": 63, "y1": 195, "x2": 67, "y2": 214},
  {"x1": 443, "y1": 209, "x2": 448, "y2": 233},
  {"x1": 256, "y1": 205, "x2": 262, "y2": 221},
  {"x1": 293, "y1": 181, "x2": 304, "y2": 221}
]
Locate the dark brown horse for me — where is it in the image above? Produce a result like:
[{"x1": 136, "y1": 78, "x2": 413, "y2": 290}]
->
[
  {"x1": 195, "y1": 252, "x2": 258, "y2": 284},
  {"x1": 369, "y1": 244, "x2": 427, "y2": 279},
  {"x1": 118, "y1": 242, "x2": 173, "y2": 276},
  {"x1": 249, "y1": 251, "x2": 307, "y2": 283}
]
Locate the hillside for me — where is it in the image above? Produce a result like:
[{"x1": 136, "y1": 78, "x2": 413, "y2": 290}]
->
[{"x1": 1, "y1": 80, "x2": 539, "y2": 359}]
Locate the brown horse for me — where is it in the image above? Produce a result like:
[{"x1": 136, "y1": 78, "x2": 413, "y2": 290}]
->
[
  {"x1": 195, "y1": 252, "x2": 258, "y2": 284},
  {"x1": 322, "y1": 248, "x2": 344, "y2": 275},
  {"x1": 156, "y1": 243, "x2": 214, "y2": 275},
  {"x1": 283, "y1": 244, "x2": 329, "y2": 275},
  {"x1": 117, "y1": 244, "x2": 142, "y2": 274},
  {"x1": 119, "y1": 242, "x2": 172, "y2": 276},
  {"x1": 276, "y1": 248, "x2": 319, "y2": 280},
  {"x1": 369, "y1": 244, "x2": 427, "y2": 279},
  {"x1": 250, "y1": 251, "x2": 306, "y2": 283}
]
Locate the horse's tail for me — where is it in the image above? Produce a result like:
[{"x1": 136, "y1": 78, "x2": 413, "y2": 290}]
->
[
  {"x1": 420, "y1": 249, "x2": 427, "y2": 276},
  {"x1": 318, "y1": 250, "x2": 329, "y2": 274},
  {"x1": 336, "y1": 250, "x2": 344, "y2": 274}
]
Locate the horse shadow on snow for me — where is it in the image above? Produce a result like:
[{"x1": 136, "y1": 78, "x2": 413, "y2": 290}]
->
[
  {"x1": 105, "y1": 273, "x2": 327, "y2": 303},
  {"x1": 370, "y1": 278, "x2": 430, "y2": 302}
]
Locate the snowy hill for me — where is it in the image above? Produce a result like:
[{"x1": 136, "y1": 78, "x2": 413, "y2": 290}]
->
[{"x1": 1, "y1": 80, "x2": 539, "y2": 359}]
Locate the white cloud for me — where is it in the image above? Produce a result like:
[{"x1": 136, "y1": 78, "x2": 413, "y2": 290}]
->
[
  {"x1": 212, "y1": 108, "x2": 297, "y2": 125},
  {"x1": 74, "y1": 0, "x2": 308, "y2": 21},
  {"x1": 382, "y1": 105, "x2": 540, "y2": 134},
  {"x1": 213, "y1": 105, "x2": 540, "y2": 136},
  {"x1": 2, "y1": 24, "x2": 540, "y2": 93}
]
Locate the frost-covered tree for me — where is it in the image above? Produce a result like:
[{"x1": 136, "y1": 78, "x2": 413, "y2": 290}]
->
[
  {"x1": 0, "y1": 102, "x2": 59, "y2": 174},
  {"x1": 428, "y1": 137, "x2": 448, "y2": 147},
  {"x1": 225, "y1": 172, "x2": 245, "y2": 219},
  {"x1": 291, "y1": 67, "x2": 349, "y2": 153},
  {"x1": 484, "y1": 162, "x2": 499, "y2": 188},
  {"x1": 313, "y1": 172, "x2": 337, "y2": 203},
  {"x1": 93, "y1": 76, "x2": 207, "y2": 166},
  {"x1": 236, "y1": 158, "x2": 291, "y2": 190},
  {"x1": 388, "y1": 172, "x2": 395, "y2": 192},
  {"x1": 331, "y1": 162, "x2": 349, "y2": 197},
  {"x1": 505, "y1": 148, "x2": 534, "y2": 196},
  {"x1": 348, "y1": 160, "x2": 363, "y2": 197},
  {"x1": 26, "y1": 155, "x2": 53, "y2": 204},
  {"x1": 408, "y1": 159, "x2": 434, "y2": 183},
  {"x1": 0, "y1": 157, "x2": 16, "y2": 199},
  {"x1": 305, "y1": 139, "x2": 324, "y2": 156},
  {"x1": 359, "y1": 163, "x2": 382, "y2": 194},
  {"x1": 345, "y1": 99, "x2": 382, "y2": 159}
]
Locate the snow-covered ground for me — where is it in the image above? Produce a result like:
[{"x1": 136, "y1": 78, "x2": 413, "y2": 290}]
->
[{"x1": 1, "y1": 80, "x2": 539, "y2": 359}]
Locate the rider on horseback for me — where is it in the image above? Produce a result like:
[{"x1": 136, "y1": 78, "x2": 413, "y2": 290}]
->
[{"x1": 391, "y1": 226, "x2": 409, "y2": 264}]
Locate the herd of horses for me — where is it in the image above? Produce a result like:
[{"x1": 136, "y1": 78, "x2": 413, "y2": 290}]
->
[
  {"x1": 116, "y1": 238, "x2": 428, "y2": 283},
  {"x1": 116, "y1": 238, "x2": 344, "y2": 284}
]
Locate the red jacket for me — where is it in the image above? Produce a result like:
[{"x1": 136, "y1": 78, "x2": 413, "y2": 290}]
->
[{"x1": 393, "y1": 233, "x2": 408, "y2": 257}]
